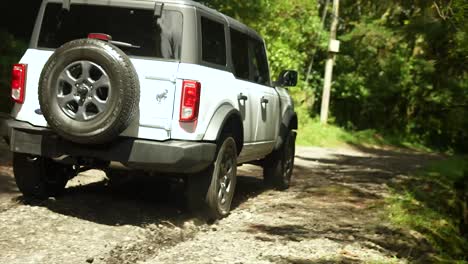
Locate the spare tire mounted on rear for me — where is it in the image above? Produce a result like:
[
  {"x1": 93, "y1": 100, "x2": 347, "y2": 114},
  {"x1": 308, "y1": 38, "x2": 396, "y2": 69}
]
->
[{"x1": 39, "y1": 38, "x2": 139, "y2": 144}]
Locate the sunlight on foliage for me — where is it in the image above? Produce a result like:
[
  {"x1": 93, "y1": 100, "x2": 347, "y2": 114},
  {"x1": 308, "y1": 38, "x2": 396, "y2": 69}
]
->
[
  {"x1": 387, "y1": 157, "x2": 468, "y2": 262},
  {"x1": 201, "y1": 0, "x2": 468, "y2": 153}
]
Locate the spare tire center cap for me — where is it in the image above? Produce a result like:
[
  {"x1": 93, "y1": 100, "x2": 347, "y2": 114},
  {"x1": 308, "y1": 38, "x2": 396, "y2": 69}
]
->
[{"x1": 77, "y1": 84, "x2": 89, "y2": 96}]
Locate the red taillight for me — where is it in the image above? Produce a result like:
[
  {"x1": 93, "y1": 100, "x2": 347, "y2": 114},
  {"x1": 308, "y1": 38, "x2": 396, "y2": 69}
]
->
[
  {"x1": 11, "y1": 64, "x2": 27, "y2": 104},
  {"x1": 88, "y1": 33, "x2": 112, "y2": 41},
  {"x1": 180, "y1": 80, "x2": 201, "y2": 122}
]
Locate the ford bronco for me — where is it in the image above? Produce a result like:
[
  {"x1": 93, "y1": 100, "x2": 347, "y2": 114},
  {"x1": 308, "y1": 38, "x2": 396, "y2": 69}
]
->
[{"x1": 0, "y1": 0, "x2": 298, "y2": 219}]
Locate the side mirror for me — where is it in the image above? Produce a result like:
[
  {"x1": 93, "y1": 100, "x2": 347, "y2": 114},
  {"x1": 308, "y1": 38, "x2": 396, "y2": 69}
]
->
[{"x1": 275, "y1": 70, "x2": 298, "y2": 87}]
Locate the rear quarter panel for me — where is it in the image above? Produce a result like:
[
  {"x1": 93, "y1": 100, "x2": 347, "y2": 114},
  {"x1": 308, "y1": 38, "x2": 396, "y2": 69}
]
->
[{"x1": 171, "y1": 63, "x2": 241, "y2": 141}]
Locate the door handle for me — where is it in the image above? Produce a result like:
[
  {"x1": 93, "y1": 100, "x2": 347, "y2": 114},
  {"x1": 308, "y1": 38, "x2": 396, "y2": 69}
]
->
[
  {"x1": 261, "y1": 97, "x2": 269, "y2": 104},
  {"x1": 238, "y1": 93, "x2": 248, "y2": 101}
]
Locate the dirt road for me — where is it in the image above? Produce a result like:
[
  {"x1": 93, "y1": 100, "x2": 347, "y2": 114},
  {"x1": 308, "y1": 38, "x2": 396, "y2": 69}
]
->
[{"x1": 0, "y1": 139, "x2": 438, "y2": 264}]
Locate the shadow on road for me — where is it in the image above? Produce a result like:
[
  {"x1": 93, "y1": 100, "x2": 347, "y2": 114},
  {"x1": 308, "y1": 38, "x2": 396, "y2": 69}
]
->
[
  {"x1": 231, "y1": 172, "x2": 267, "y2": 210},
  {"x1": 0, "y1": 173, "x2": 17, "y2": 196},
  {"x1": 0, "y1": 140, "x2": 19, "y2": 204},
  {"x1": 1, "y1": 142, "x2": 447, "y2": 262},
  {"x1": 15, "y1": 168, "x2": 267, "y2": 227},
  {"x1": 251, "y1": 146, "x2": 441, "y2": 262},
  {"x1": 1, "y1": 137, "x2": 268, "y2": 226}
]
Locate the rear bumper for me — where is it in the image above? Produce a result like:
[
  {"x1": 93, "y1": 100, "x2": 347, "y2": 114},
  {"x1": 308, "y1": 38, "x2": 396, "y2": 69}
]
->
[{"x1": 1, "y1": 116, "x2": 216, "y2": 173}]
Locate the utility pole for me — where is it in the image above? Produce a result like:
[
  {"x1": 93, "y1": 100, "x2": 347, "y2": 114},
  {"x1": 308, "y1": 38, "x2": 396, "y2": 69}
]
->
[{"x1": 320, "y1": 0, "x2": 340, "y2": 124}]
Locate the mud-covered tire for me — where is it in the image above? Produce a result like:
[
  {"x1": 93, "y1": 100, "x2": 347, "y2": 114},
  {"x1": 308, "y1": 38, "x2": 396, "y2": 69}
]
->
[
  {"x1": 186, "y1": 136, "x2": 238, "y2": 220},
  {"x1": 39, "y1": 39, "x2": 139, "y2": 144},
  {"x1": 13, "y1": 153, "x2": 73, "y2": 199},
  {"x1": 263, "y1": 130, "x2": 296, "y2": 190}
]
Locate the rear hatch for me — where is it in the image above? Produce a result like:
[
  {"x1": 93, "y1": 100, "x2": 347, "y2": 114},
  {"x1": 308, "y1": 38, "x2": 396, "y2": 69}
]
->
[{"x1": 14, "y1": 2, "x2": 183, "y2": 140}]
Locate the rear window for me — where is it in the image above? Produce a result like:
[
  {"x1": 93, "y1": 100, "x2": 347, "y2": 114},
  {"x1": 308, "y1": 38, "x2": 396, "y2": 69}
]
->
[
  {"x1": 201, "y1": 17, "x2": 226, "y2": 66},
  {"x1": 38, "y1": 3, "x2": 183, "y2": 60}
]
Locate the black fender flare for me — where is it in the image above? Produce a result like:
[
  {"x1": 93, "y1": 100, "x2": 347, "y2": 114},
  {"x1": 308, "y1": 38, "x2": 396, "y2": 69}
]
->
[
  {"x1": 203, "y1": 104, "x2": 243, "y2": 144},
  {"x1": 274, "y1": 108, "x2": 298, "y2": 150}
]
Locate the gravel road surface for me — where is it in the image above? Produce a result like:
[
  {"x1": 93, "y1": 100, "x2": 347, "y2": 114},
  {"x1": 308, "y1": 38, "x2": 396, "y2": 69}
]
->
[{"x1": 0, "y1": 140, "x2": 438, "y2": 263}]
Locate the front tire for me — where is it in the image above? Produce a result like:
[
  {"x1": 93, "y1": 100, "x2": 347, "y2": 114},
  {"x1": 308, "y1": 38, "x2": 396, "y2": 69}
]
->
[
  {"x1": 13, "y1": 153, "x2": 72, "y2": 199},
  {"x1": 263, "y1": 130, "x2": 296, "y2": 190},
  {"x1": 186, "y1": 136, "x2": 238, "y2": 220}
]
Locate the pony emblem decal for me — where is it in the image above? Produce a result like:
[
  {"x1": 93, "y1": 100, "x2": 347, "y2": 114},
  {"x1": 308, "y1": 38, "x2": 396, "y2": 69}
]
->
[{"x1": 156, "y1": 89, "x2": 168, "y2": 103}]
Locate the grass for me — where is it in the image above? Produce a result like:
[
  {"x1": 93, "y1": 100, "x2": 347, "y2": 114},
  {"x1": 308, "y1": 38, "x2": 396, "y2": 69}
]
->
[
  {"x1": 296, "y1": 117, "x2": 356, "y2": 147},
  {"x1": 386, "y1": 157, "x2": 468, "y2": 263},
  {"x1": 296, "y1": 115, "x2": 431, "y2": 152},
  {"x1": 296, "y1": 111, "x2": 468, "y2": 261}
]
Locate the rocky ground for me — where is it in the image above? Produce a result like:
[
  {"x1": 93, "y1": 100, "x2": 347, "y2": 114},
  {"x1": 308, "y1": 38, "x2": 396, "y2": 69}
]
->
[{"x1": 0, "y1": 139, "x2": 439, "y2": 264}]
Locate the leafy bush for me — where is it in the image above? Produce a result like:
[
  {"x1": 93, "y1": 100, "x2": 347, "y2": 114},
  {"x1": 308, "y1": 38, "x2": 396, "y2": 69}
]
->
[{"x1": 387, "y1": 157, "x2": 468, "y2": 262}]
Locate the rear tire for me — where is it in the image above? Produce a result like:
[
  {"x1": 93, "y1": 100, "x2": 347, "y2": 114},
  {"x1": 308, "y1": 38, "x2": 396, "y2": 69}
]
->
[
  {"x1": 263, "y1": 130, "x2": 296, "y2": 190},
  {"x1": 13, "y1": 153, "x2": 72, "y2": 199},
  {"x1": 186, "y1": 136, "x2": 238, "y2": 220}
]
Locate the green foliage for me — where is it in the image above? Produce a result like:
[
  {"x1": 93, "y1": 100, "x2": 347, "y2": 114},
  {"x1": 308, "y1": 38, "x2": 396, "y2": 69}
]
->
[
  {"x1": 330, "y1": 1, "x2": 468, "y2": 153},
  {"x1": 296, "y1": 106, "x2": 431, "y2": 151},
  {"x1": 296, "y1": 116, "x2": 354, "y2": 147},
  {"x1": 3, "y1": 1, "x2": 466, "y2": 152},
  {"x1": 201, "y1": 0, "x2": 467, "y2": 153},
  {"x1": 0, "y1": 30, "x2": 27, "y2": 113},
  {"x1": 201, "y1": 0, "x2": 328, "y2": 90},
  {"x1": 387, "y1": 157, "x2": 468, "y2": 262}
]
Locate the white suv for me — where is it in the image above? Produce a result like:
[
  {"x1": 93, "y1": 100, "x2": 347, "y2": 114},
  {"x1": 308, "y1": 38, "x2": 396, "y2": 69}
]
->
[{"x1": 0, "y1": 0, "x2": 298, "y2": 219}]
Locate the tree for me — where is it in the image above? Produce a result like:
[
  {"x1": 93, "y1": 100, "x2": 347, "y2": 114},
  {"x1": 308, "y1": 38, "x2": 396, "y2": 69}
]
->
[
  {"x1": 201, "y1": 0, "x2": 468, "y2": 152},
  {"x1": 329, "y1": 0, "x2": 468, "y2": 151}
]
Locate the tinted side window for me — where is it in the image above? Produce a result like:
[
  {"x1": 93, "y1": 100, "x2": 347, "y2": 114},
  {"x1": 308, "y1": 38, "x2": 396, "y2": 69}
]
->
[
  {"x1": 38, "y1": 3, "x2": 183, "y2": 59},
  {"x1": 201, "y1": 17, "x2": 226, "y2": 66},
  {"x1": 230, "y1": 29, "x2": 249, "y2": 80},
  {"x1": 249, "y1": 39, "x2": 270, "y2": 86}
]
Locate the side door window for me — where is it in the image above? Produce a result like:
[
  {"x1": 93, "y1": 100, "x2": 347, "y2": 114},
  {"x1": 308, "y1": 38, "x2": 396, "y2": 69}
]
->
[
  {"x1": 201, "y1": 17, "x2": 226, "y2": 66},
  {"x1": 248, "y1": 38, "x2": 278, "y2": 144},
  {"x1": 249, "y1": 39, "x2": 271, "y2": 86},
  {"x1": 229, "y1": 28, "x2": 254, "y2": 144},
  {"x1": 230, "y1": 29, "x2": 250, "y2": 80}
]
